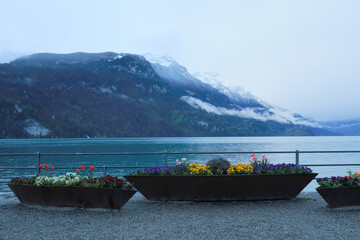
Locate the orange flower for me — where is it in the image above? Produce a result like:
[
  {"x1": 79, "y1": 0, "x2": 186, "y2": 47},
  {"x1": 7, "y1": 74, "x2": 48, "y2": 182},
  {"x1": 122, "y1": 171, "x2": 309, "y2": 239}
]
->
[
  {"x1": 355, "y1": 172, "x2": 359, "y2": 176},
  {"x1": 80, "y1": 165, "x2": 85, "y2": 171},
  {"x1": 51, "y1": 166, "x2": 54, "y2": 170},
  {"x1": 39, "y1": 164, "x2": 43, "y2": 169},
  {"x1": 45, "y1": 164, "x2": 49, "y2": 170},
  {"x1": 76, "y1": 169, "x2": 80, "y2": 173}
]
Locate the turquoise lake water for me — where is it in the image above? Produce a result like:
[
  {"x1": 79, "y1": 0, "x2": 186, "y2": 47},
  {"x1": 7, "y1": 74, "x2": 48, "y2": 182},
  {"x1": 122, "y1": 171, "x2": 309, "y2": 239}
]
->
[{"x1": 1, "y1": 136, "x2": 360, "y2": 194}]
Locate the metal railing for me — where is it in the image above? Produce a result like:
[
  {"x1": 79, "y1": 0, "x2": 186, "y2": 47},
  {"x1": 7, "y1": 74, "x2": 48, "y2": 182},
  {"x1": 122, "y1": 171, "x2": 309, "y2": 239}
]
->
[{"x1": 1, "y1": 150, "x2": 360, "y2": 183}]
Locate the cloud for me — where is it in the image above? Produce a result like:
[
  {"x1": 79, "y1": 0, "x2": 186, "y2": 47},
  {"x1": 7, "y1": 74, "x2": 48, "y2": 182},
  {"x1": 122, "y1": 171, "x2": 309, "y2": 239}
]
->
[{"x1": 180, "y1": 96, "x2": 321, "y2": 128}]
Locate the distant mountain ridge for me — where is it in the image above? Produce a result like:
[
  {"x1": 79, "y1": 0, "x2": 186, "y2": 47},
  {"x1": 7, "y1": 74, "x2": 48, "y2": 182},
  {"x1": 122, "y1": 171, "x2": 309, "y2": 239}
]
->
[
  {"x1": 321, "y1": 119, "x2": 360, "y2": 135},
  {"x1": 0, "y1": 52, "x2": 337, "y2": 138}
]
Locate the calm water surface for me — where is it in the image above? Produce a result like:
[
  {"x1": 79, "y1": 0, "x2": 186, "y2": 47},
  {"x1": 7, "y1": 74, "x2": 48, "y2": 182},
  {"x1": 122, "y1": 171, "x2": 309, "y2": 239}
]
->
[{"x1": 1, "y1": 136, "x2": 360, "y2": 194}]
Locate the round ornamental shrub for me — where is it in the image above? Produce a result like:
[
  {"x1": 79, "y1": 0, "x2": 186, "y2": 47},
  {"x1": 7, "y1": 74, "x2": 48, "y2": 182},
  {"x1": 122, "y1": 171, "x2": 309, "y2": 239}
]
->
[{"x1": 206, "y1": 158, "x2": 231, "y2": 174}]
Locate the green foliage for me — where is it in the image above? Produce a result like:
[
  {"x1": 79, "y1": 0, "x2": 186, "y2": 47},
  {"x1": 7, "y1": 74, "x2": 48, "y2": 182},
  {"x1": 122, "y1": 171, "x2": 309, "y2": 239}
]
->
[
  {"x1": 206, "y1": 158, "x2": 231, "y2": 174},
  {"x1": 10, "y1": 176, "x2": 37, "y2": 185}
]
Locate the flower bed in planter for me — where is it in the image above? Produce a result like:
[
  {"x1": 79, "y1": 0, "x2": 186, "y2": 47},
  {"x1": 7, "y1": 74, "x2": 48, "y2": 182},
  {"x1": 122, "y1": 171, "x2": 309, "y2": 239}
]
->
[
  {"x1": 9, "y1": 169, "x2": 136, "y2": 209},
  {"x1": 124, "y1": 156, "x2": 317, "y2": 201},
  {"x1": 316, "y1": 171, "x2": 360, "y2": 208}
]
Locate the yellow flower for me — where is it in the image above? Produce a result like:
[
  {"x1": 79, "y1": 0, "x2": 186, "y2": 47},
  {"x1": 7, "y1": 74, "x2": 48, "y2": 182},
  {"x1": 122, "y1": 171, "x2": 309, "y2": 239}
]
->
[
  {"x1": 227, "y1": 164, "x2": 253, "y2": 175},
  {"x1": 188, "y1": 163, "x2": 213, "y2": 175}
]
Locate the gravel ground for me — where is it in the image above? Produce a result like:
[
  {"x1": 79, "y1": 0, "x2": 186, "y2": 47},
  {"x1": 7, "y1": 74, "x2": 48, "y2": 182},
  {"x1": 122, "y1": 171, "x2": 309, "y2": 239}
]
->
[{"x1": 1, "y1": 192, "x2": 360, "y2": 240}]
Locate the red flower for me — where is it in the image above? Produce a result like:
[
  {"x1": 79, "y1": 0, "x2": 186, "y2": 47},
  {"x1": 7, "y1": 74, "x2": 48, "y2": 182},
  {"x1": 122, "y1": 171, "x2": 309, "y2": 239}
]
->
[
  {"x1": 39, "y1": 164, "x2": 43, "y2": 169},
  {"x1": 251, "y1": 154, "x2": 255, "y2": 157},
  {"x1": 76, "y1": 169, "x2": 80, "y2": 173},
  {"x1": 45, "y1": 164, "x2": 49, "y2": 170},
  {"x1": 89, "y1": 166, "x2": 95, "y2": 172},
  {"x1": 80, "y1": 165, "x2": 85, "y2": 171},
  {"x1": 51, "y1": 166, "x2": 54, "y2": 170}
]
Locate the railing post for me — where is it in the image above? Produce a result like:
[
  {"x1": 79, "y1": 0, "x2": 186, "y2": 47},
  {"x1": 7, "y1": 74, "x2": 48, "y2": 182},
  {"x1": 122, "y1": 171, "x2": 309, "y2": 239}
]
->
[
  {"x1": 104, "y1": 166, "x2": 107, "y2": 177},
  {"x1": 295, "y1": 150, "x2": 299, "y2": 166},
  {"x1": 164, "y1": 151, "x2": 168, "y2": 167},
  {"x1": 36, "y1": 152, "x2": 41, "y2": 176}
]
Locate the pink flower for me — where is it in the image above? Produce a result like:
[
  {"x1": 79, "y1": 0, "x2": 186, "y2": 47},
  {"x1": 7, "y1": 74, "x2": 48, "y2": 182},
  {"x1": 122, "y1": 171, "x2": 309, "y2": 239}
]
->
[{"x1": 182, "y1": 158, "x2": 187, "y2": 162}]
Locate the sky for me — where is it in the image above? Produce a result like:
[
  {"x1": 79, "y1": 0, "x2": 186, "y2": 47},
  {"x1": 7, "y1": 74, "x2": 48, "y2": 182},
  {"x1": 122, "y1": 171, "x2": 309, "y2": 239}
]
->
[{"x1": 0, "y1": 0, "x2": 360, "y2": 122}]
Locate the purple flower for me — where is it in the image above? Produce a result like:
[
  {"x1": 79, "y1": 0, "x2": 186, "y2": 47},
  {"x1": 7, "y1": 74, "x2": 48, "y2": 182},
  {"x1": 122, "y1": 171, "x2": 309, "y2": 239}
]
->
[
  {"x1": 131, "y1": 165, "x2": 190, "y2": 176},
  {"x1": 253, "y1": 163, "x2": 312, "y2": 174}
]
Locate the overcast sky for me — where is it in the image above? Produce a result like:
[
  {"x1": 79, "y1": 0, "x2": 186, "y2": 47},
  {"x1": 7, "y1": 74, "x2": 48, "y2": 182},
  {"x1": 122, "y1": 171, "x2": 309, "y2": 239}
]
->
[{"x1": 1, "y1": 0, "x2": 359, "y2": 122}]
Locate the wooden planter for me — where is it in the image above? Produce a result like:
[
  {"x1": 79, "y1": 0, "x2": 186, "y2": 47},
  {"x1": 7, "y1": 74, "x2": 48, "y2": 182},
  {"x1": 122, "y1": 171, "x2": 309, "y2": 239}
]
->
[
  {"x1": 316, "y1": 187, "x2": 360, "y2": 208},
  {"x1": 124, "y1": 173, "x2": 317, "y2": 201},
  {"x1": 8, "y1": 184, "x2": 136, "y2": 209}
]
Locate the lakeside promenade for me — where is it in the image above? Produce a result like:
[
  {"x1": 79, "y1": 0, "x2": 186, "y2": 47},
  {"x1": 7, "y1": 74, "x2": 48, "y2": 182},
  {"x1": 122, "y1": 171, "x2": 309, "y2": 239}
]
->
[{"x1": 1, "y1": 192, "x2": 360, "y2": 240}]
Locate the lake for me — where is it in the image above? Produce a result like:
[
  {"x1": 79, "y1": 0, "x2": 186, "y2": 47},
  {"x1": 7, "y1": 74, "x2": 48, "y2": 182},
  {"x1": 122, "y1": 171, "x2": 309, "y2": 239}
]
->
[{"x1": 1, "y1": 136, "x2": 360, "y2": 194}]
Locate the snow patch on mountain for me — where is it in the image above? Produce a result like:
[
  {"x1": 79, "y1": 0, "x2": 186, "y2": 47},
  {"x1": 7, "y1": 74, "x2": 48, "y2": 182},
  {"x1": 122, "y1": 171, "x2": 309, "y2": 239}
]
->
[
  {"x1": 99, "y1": 87, "x2": 115, "y2": 94},
  {"x1": 149, "y1": 85, "x2": 167, "y2": 94},
  {"x1": 24, "y1": 119, "x2": 50, "y2": 137},
  {"x1": 193, "y1": 72, "x2": 266, "y2": 107},
  {"x1": 181, "y1": 96, "x2": 321, "y2": 127},
  {"x1": 143, "y1": 53, "x2": 174, "y2": 67},
  {"x1": 113, "y1": 54, "x2": 123, "y2": 60},
  {"x1": 143, "y1": 53, "x2": 203, "y2": 86},
  {"x1": 14, "y1": 104, "x2": 23, "y2": 113}
]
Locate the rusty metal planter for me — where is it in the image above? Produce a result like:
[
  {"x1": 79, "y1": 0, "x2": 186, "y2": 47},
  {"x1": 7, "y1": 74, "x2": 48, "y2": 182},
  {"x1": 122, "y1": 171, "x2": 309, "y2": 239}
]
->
[
  {"x1": 316, "y1": 187, "x2": 360, "y2": 208},
  {"x1": 124, "y1": 173, "x2": 317, "y2": 201},
  {"x1": 8, "y1": 184, "x2": 136, "y2": 209}
]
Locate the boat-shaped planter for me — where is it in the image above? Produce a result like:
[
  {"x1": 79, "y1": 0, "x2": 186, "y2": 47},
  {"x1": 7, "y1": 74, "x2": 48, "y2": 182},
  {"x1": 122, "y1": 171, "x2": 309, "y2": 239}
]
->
[
  {"x1": 316, "y1": 187, "x2": 360, "y2": 208},
  {"x1": 8, "y1": 184, "x2": 136, "y2": 209},
  {"x1": 124, "y1": 173, "x2": 317, "y2": 201}
]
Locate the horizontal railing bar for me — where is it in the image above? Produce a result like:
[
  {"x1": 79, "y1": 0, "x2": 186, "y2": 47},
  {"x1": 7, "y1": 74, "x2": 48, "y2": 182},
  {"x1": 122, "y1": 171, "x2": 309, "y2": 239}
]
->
[
  {"x1": 2, "y1": 164, "x2": 360, "y2": 170},
  {"x1": 1, "y1": 150, "x2": 360, "y2": 157},
  {"x1": 101, "y1": 166, "x2": 152, "y2": 169},
  {"x1": 0, "y1": 167, "x2": 36, "y2": 170},
  {"x1": 0, "y1": 153, "x2": 37, "y2": 156},
  {"x1": 45, "y1": 166, "x2": 151, "y2": 169},
  {"x1": 36, "y1": 152, "x2": 166, "y2": 156},
  {"x1": 164, "y1": 151, "x2": 296, "y2": 154},
  {"x1": 0, "y1": 151, "x2": 297, "y2": 156},
  {"x1": 299, "y1": 150, "x2": 360, "y2": 153},
  {"x1": 0, "y1": 166, "x2": 154, "y2": 170}
]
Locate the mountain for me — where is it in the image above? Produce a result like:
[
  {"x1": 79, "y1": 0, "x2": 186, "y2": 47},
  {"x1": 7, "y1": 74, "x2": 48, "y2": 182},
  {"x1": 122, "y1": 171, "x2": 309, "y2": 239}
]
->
[
  {"x1": 321, "y1": 119, "x2": 360, "y2": 136},
  {"x1": 193, "y1": 72, "x2": 264, "y2": 108},
  {"x1": 188, "y1": 71, "x2": 322, "y2": 128},
  {"x1": 0, "y1": 52, "x2": 334, "y2": 138}
]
